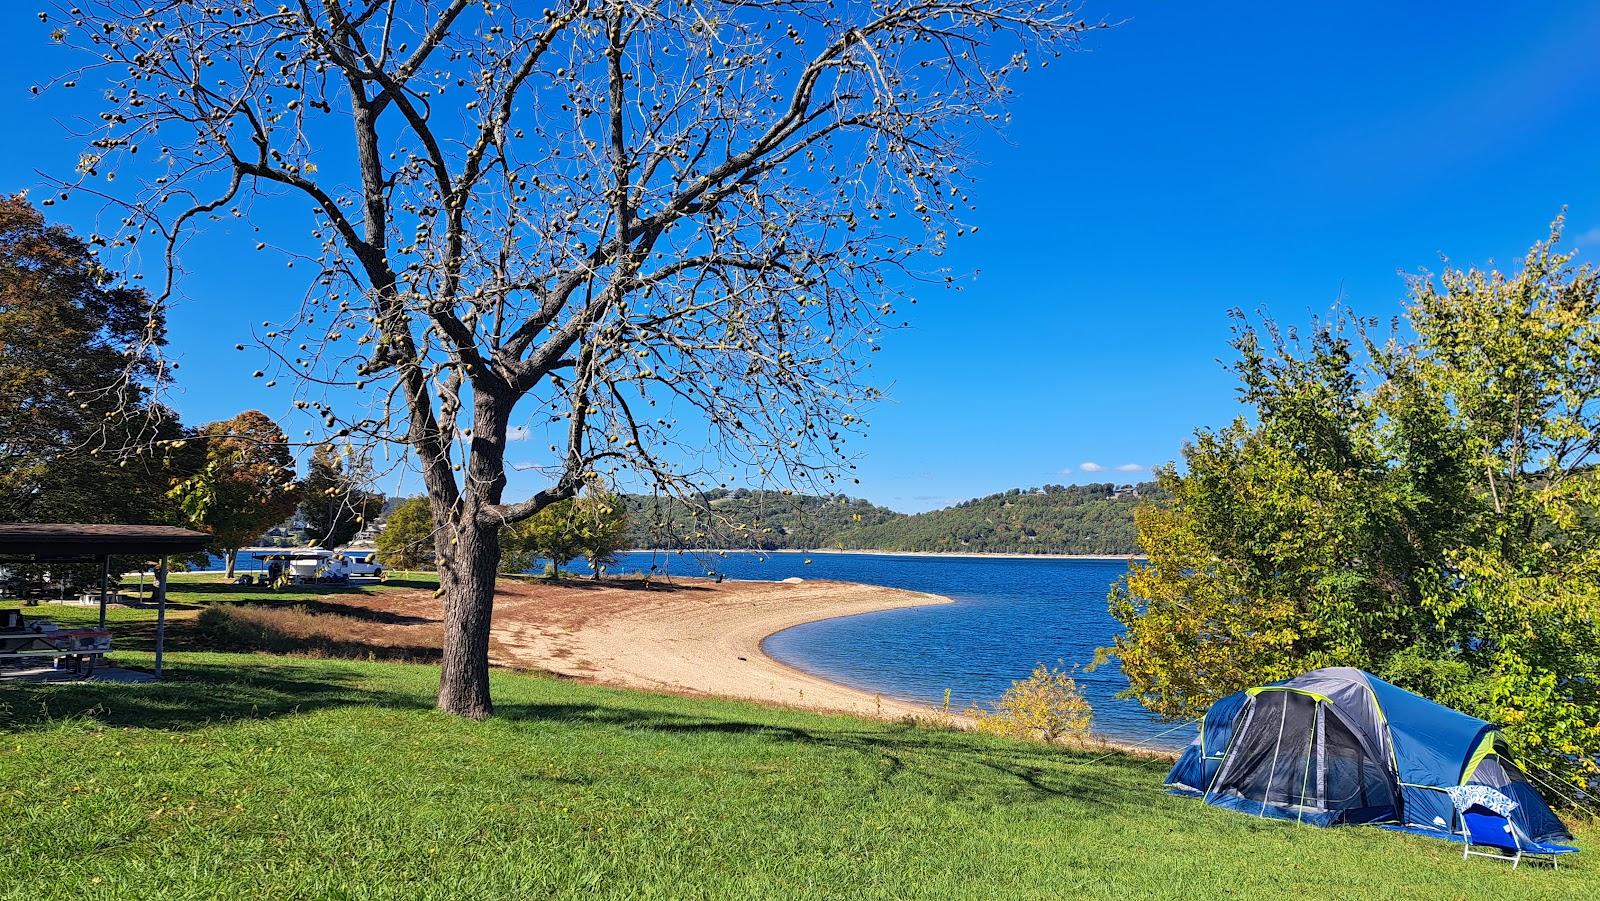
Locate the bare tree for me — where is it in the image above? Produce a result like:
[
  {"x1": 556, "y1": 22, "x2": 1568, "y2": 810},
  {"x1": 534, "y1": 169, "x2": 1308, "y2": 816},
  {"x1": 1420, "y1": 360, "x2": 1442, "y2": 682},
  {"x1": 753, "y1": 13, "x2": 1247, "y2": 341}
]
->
[{"x1": 42, "y1": 0, "x2": 1095, "y2": 717}]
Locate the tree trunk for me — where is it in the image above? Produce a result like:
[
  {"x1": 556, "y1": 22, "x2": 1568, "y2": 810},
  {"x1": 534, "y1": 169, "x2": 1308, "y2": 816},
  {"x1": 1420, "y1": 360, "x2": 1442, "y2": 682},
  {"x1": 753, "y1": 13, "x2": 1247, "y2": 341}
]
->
[
  {"x1": 223, "y1": 549, "x2": 237, "y2": 580},
  {"x1": 436, "y1": 519, "x2": 501, "y2": 719}
]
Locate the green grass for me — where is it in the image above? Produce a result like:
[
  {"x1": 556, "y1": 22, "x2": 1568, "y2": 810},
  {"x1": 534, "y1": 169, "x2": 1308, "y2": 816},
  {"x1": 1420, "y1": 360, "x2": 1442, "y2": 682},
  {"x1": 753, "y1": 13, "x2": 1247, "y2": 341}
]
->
[
  {"x1": 2, "y1": 653, "x2": 1593, "y2": 900},
  {"x1": 162, "y1": 570, "x2": 440, "y2": 604}
]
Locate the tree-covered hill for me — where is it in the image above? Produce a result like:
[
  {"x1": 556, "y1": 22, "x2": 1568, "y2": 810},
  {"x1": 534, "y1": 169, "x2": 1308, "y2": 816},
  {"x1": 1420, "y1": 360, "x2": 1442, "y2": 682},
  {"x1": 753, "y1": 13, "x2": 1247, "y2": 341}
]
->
[
  {"x1": 832, "y1": 483, "x2": 1154, "y2": 555},
  {"x1": 622, "y1": 489, "x2": 903, "y2": 551},
  {"x1": 623, "y1": 482, "x2": 1156, "y2": 555}
]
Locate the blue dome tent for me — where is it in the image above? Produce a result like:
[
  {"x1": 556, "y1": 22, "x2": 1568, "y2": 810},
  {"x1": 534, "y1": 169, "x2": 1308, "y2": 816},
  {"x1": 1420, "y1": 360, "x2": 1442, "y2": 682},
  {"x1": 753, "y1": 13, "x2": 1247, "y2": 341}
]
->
[{"x1": 1165, "y1": 667, "x2": 1572, "y2": 845}]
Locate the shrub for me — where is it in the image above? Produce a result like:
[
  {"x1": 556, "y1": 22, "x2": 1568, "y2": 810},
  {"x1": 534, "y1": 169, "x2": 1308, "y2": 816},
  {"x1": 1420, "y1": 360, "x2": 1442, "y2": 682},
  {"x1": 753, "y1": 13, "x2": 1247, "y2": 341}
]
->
[
  {"x1": 969, "y1": 663, "x2": 1093, "y2": 743},
  {"x1": 197, "y1": 604, "x2": 441, "y2": 662}
]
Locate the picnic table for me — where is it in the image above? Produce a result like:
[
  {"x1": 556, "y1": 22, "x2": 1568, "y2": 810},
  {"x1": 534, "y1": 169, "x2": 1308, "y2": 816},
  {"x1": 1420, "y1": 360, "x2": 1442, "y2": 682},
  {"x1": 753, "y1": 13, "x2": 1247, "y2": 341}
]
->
[{"x1": 0, "y1": 612, "x2": 111, "y2": 674}]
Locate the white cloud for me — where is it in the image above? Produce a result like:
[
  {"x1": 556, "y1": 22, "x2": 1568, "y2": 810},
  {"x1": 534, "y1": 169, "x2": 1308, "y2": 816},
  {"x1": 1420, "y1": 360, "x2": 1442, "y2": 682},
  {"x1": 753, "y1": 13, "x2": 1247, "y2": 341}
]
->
[
  {"x1": 508, "y1": 425, "x2": 531, "y2": 441},
  {"x1": 1079, "y1": 462, "x2": 1105, "y2": 473},
  {"x1": 1575, "y1": 226, "x2": 1600, "y2": 248},
  {"x1": 1115, "y1": 463, "x2": 1146, "y2": 473}
]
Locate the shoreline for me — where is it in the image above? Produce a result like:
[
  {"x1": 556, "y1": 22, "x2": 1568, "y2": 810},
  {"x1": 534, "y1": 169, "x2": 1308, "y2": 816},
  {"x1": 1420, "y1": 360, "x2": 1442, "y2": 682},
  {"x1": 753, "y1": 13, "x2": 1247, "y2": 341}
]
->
[
  {"x1": 624, "y1": 548, "x2": 1146, "y2": 562},
  {"x1": 352, "y1": 576, "x2": 960, "y2": 722},
  {"x1": 273, "y1": 573, "x2": 1176, "y2": 756}
]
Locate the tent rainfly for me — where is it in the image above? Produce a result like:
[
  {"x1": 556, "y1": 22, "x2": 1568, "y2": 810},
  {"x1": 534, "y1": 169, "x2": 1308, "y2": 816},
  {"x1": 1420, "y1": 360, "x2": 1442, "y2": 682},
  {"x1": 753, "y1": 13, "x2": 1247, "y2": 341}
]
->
[
  {"x1": 0, "y1": 523, "x2": 211, "y2": 677},
  {"x1": 1166, "y1": 667, "x2": 1573, "y2": 846}
]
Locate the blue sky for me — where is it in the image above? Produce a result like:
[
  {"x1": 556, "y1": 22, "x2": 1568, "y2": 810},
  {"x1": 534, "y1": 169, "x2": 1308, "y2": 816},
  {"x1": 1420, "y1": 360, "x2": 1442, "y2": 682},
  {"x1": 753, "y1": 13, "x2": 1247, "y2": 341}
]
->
[{"x1": 4, "y1": 2, "x2": 1600, "y2": 512}]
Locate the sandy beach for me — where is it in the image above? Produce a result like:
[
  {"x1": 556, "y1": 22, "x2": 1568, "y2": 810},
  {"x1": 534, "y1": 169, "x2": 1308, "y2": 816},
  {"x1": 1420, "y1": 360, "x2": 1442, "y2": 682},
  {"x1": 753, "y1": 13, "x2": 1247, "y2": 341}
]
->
[{"x1": 340, "y1": 576, "x2": 955, "y2": 720}]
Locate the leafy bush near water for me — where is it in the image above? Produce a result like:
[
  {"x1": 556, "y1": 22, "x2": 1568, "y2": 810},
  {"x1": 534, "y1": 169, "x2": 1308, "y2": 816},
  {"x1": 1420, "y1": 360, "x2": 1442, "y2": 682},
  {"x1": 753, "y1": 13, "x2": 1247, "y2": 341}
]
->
[{"x1": 967, "y1": 663, "x2": 1094, "y2": 744}]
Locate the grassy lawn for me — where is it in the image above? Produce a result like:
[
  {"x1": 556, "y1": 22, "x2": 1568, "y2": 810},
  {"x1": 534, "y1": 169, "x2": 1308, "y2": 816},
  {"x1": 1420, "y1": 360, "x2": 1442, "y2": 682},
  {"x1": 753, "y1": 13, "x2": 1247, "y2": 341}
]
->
[
  {"x1": 2, "y1": 572, "x2": 440, "y2": 655},
  {"x1": 1, "y1": 653, "x2": 1593, "y2": 900}
]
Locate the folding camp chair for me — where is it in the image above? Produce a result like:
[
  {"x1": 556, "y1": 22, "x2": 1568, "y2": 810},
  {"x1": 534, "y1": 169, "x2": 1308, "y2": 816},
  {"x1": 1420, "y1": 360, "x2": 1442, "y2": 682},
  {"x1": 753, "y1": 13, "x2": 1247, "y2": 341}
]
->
[{"x1": 1448, "y1": 786, "x2": 1579, "y2": 869}]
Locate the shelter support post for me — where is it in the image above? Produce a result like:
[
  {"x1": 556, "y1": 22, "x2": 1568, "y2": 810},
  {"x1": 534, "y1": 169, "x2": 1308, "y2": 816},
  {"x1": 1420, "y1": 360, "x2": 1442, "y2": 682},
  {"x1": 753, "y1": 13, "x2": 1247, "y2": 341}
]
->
[
  {"x1": 98, "y1": 554, "x2": 109, "y2": 629},
  {"x1": 154, "y1": 556, "x2": 168, "y2": 679}
]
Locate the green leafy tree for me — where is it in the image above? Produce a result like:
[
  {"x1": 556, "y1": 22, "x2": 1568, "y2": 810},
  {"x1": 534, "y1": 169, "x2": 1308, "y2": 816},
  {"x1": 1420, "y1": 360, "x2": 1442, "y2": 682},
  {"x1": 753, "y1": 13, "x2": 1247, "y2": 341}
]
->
[
  {"x1": 0, "y1": 194, "x2": 183, "y2": 525},
  {"x1": 504, "y1": 493, "x2": 631, "y2": 579},
  {"x1": 505, "y1": 500, "x2": 585, "y2": 579},
  {"x1": 170, "y1": 411, "x2": 301, "y2": 578},
  {"x1": 1104, "y1": 221, "x2": 1600, "y2": 788},
  {"x1": 375, "y1": 498, "x2": 436, "y2": 571},
  {"x1": 575, "y1": 493, "x2": 629, "y2": 580},
  {"x1": 300, "y1": 445, "x2": 385, "y2": 550}
]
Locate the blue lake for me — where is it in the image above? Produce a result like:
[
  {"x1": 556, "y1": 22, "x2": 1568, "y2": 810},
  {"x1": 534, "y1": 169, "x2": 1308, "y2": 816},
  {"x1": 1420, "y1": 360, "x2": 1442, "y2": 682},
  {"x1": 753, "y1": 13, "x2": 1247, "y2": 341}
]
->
[{"x1": 594, "y1": 550, "x2": 1183, "y2": 748}]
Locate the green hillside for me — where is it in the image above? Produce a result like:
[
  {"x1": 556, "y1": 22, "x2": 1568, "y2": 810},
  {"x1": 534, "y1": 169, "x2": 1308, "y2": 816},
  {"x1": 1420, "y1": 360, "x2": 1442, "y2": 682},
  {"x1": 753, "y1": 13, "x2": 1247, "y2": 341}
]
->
[
  {"x1": 624, "y1": 483, "x2": 1155, "y2": 555},
  {"x1": 834, "y1": 483, "x2": 1153, "y2": 555},
  {"x1": 623, "y1": 489, "x2": 902, "y2": 551}
]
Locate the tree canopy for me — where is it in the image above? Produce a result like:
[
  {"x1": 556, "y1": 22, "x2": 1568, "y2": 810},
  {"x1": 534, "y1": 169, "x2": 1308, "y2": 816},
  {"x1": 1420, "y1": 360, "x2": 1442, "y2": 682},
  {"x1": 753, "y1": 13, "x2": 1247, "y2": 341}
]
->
[
  {"x1": 300, "y1": 445, "x2": 384, "y2": 550},
  {"x1": 169, "y1": 411, "x2": 301, "y2": 578},
  {"x1": 0, "y1": 193, "x2": 178, "y2": 525},
  {"x1": 375, "y1": 497, "x2": 437, "y2": 571},
  {"x1": 52, "y1": 0, "x2": 1097, "y2": 717},
  {"x1": 1104, "y1": 222, "x2": 1600, "y2": 788},
  {"x1": 503, "y1": 493, "x2": 628, "y2": 577}
]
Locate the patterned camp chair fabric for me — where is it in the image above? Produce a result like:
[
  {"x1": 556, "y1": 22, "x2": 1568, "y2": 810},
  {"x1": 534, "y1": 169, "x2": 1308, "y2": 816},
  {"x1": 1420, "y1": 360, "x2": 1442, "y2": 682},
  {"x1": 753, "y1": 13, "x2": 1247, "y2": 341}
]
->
[
  {"x1": 1449, "y1": 784, "x2": 1578, "y2": 869},
  {"x1": 1446, "y1": 785, "x2": 1518, "y2": 818}
]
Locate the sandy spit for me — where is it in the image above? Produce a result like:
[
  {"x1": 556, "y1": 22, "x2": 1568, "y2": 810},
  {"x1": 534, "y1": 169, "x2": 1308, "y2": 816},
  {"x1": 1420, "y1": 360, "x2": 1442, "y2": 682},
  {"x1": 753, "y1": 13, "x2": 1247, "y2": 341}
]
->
[{"x1": 360, "y1": 576, "x2": 955, "y2": 721}]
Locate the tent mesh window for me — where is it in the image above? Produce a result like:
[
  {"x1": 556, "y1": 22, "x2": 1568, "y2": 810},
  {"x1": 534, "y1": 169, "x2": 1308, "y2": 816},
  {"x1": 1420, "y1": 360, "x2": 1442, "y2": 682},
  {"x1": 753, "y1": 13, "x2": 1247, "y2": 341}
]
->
[
  {"x1": 1320, "y1": 705, "x2": 1396, "y2": 824},
  {"x1": 1210, "y1": 690, "x2": 1320, "y2": 814}
]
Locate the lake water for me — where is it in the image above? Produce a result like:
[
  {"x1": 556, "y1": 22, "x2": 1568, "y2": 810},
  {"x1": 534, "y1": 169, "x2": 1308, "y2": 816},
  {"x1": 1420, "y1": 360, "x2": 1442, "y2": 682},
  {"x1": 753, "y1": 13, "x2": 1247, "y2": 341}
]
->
[{"x1": 595, "y1": 550, "x2": 1185, "y2": 748}]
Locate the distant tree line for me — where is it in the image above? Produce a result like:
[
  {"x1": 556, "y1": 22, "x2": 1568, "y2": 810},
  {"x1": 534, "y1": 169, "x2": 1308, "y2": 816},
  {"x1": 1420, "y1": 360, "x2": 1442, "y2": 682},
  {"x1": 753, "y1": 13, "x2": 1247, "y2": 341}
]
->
[
  {"x1": 618, "y1": 483, "x2": 1155, "y2": 555},
  {"x1": 832, "y1": 483, "x2": 1154, "y2": 555}
]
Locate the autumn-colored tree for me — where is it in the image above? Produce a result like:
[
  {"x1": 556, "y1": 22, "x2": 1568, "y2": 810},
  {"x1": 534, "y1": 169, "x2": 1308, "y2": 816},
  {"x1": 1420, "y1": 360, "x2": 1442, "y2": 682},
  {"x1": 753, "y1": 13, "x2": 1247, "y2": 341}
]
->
[
  {"x1": 1105, "y1": 221, "x2": 1600, "y2": 788},
  {"x1": 170, "y1": 411, "x2": 301, "y2": 578},
  {"x1": 0, "y1": 194, "x2": 197, "y2": 595},
  {"x1": 52, "y1": 0, "x2": 1096, "y2": 717},
  {"x1": 0, "y1": 194, "x2": 180, "y2": 525},
  {"x1": 968, "y1": 663, "x2": 1093, "y2": 744},
  {"x1": 300, "y1": 445, "x2": 384, "y2": 550},
  {"x1": 375, "y1": 497, "x2": 436, "y2": 572}
]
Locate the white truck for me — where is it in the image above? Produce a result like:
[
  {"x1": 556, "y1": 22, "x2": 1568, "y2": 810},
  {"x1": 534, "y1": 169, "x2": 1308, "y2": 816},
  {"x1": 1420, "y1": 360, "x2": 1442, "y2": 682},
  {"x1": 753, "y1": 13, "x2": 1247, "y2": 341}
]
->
[{"x1": 332, "y1": 550, "x2": 384, "y2": 579}]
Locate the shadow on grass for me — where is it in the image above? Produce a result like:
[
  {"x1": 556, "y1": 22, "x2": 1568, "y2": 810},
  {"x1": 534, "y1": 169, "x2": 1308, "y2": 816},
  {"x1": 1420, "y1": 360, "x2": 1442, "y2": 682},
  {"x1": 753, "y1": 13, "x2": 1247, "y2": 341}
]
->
[
  {"x1": 491, "y1": 699, "x2": 1150, "y2": 805},
  {"x1": 0, "y1": 656, "x2": 1149, "y2": 806},
  {"x1": 0, "y1": 659, "x2": 433, "y2": 732}
]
